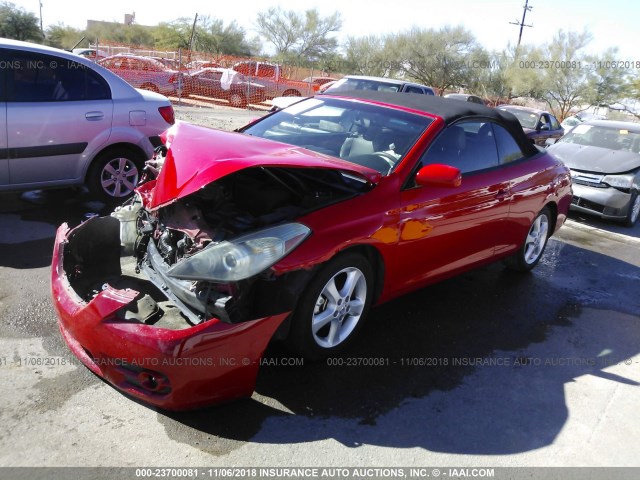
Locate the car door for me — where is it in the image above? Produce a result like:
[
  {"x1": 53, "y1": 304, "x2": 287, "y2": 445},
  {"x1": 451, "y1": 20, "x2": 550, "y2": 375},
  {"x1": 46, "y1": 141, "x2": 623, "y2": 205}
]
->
[
  {"x1": 0, "y1": 54, "x2": 7, "y2": 186},
  {"x1": 395, "y1": 120, "x2": 512, "y2": 290},
  {"x1": 5, "y1": 49, "x2": 113, "y2": 187}
]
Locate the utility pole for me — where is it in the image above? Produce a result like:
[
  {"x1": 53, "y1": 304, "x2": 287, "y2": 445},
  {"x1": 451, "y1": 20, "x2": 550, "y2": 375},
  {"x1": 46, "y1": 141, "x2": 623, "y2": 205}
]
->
[
  {"x1": 188, "y1": 13, "x2": 198, "y2": 53},
  {"x1": 510, "y1": 0, "x2": 533, "y2": 51},
  {"x1": 38, "y1": 1, "x2": 43, "y2": 36}
]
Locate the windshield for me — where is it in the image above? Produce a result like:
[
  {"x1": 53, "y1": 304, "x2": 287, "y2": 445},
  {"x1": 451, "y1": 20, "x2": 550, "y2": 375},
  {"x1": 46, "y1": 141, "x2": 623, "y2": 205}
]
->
[
  {"x1": 242, "y1": 97, "x2": 432, "y2": 175},
  {"x1": 559, "y1": 124, "x2": 640, "y2": 153},
  {"x1": 326, "y1": 77, "x2": 402, "y2": 93},
  {"x1": 500, "y1": 107, "x2": 539, "y2": 129}
]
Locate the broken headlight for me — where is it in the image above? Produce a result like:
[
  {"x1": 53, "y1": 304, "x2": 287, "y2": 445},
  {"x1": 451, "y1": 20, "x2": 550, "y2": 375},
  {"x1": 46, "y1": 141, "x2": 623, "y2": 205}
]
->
[{"x1": 166, "y1": 223, "x2": 311, "y2": 282}]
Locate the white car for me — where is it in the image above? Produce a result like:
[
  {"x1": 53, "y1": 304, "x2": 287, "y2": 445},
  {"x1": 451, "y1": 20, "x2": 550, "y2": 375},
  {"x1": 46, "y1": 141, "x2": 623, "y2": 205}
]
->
[{"x1": 0, "y1": 39, "x2": 175, "y2": 201}]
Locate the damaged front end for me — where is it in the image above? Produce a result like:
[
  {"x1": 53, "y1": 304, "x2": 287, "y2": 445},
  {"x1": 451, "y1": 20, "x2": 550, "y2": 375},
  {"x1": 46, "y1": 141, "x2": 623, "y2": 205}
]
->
[{"x1": 52, "y1": 122, "x2": 374, "y2": 408}]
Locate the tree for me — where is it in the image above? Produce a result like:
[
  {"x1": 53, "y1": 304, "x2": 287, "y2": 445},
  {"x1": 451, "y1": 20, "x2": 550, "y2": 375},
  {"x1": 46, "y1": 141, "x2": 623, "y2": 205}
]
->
[
  {"x1": 256, "y1": 7, "x2": 342, "y2": 64},
  {"x1": 584, "y1": 47, "x2": 632, "y2": 109},
  {"x1": 46, "y1": 24, "x2": 84, "y2": 50},
  {"x1": 0, "y1": 1, "x2": 42, "y2": 41},
  {"x1": 342, "y1": 35, "x2": 393, "y2": 77},
  {"x1": 390, "y1": 26, "x2": 487, "y2": 95}
]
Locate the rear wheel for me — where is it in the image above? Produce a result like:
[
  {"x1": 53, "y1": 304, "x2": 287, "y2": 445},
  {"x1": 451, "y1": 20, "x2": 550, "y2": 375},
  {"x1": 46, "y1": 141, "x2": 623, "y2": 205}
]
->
[
  {"x1": 88, "y1": 148, "x2": 143, "y2": 203},
  {"x1": 228, "y1": 92, "x2": 247, "y2": 108},
  {"x1": 282, "y1": 89, "x2": 301, "y2": 97},
  {"x1": 504, "y1": 207, "x2": 551, "y2": 272},
  {"x1": 624, "y1": 191, "x2": 640, "y2": 227},
  {"x1": 286, "y1": 253, "x2": 374, "y2": 360}
]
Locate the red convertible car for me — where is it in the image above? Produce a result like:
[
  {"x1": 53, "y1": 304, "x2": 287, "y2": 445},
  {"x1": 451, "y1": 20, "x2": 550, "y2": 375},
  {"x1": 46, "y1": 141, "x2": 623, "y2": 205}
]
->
[{"x1": 52, "y1": 92, "x2": 572, "y2": 409}]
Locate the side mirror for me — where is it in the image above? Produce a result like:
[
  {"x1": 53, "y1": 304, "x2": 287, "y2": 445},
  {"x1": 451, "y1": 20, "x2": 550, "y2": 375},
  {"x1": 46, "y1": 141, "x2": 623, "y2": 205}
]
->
[
  {"x1": 538, "y1": 123, "x2": 550, "y2": 131},
  {"x1": 415, "y1": 164, "x2": 462, "y2": 188}
]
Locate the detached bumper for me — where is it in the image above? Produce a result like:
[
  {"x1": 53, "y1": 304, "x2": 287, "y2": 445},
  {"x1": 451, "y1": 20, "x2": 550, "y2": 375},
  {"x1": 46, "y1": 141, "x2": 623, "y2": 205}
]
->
[
  {"x1": 51, "y1": 223, "x2": 288, "y2": 410},
  {"x1": 570, "y1": 183, "x2": 633, "y2": 220}
]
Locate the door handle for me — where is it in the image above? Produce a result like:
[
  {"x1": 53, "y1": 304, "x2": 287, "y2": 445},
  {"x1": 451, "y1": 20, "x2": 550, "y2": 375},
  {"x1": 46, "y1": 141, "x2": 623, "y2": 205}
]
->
[{"x1": 85, "y1": 111, "x2": 104, "y2": 121}]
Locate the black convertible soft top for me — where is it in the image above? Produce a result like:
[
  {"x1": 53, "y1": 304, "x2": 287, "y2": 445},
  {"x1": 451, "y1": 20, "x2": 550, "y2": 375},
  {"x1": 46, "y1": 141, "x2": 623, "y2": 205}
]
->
[{"x1": 327, "y1": 90, "x2": 538, "y2": 156}]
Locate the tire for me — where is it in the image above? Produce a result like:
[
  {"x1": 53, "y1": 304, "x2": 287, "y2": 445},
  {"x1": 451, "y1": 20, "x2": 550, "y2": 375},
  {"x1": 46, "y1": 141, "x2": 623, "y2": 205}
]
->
[
  {"x1": 286, "y1": 253, "x2": 374, "y2": 360},
  {"x1": 623, "y1": 190, "x2": 640, "y2": 227},
  {"x1": 282, "y1": 89, "x2": 301, "y2": 97},
  {"x1": 504, "y1": 207, "x2": 551, "y2": 272},
  {"x1": 228, "y1": 92, "x2": 247, "y2": 108},
  {"x1": 88, "y1": 148, "x2": 143, "y2": 203},
  {"x1": 141, "y1": 83, "x2": 160, "y2": 93}
]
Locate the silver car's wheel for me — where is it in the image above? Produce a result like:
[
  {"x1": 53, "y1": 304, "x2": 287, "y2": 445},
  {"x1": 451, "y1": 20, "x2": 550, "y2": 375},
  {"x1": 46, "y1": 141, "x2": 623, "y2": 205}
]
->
[
  {"x1": 312, "y1": 267, "x2": 367, "y2": 349},
  {"x1": 286, "y1": 253, "x2": 374, "y2": 360},
  {"x1": 504, "y1": 207, "x2": 551, "y2": 272},
  {"x1": 89, "y1": 149, "x2": 142, "y2": 202},
  {"x1": 624, "y1": 191, "x2": 640, "y2": 227}
]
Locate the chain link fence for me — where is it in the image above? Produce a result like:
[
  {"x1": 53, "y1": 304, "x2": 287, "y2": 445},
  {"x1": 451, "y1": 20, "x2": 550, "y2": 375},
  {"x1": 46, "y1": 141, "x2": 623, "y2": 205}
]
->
[{"x1": 88, "y1": 41, "x2": 340, "y2": 110}]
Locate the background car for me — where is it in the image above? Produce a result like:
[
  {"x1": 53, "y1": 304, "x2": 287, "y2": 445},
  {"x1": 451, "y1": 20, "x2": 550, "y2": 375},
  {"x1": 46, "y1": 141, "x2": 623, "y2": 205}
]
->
[
  {"x1": 53, "y1": 92, "x2": 571, "y2": 409},
  {"x1": 547, "y1": 120, "x2": 640, "y2": 226},
  {"x1": 323, "y1": 75, "x2": 436, "y2": 95},
  {"x1": 498, "y1": 105, "x2": 564, "y2": 145},
  {"x1": 302, "y1": 76, "x2": 339, "y2": 92},
  {"x1": 444, "y1": 93, "x2": 485, "y2": 104},
  {"x1": 98, "y1": 54, "x2": 181, "y2": 96},
  {"x1": 0, "y1": 39, "x2": 175, "y2": 201},
  {"x1": 183, "y1": 68, "x2": 266, "y2": 107},
  {"x1": 560, "y1": 112, "x2": 607, "y2": 131}
]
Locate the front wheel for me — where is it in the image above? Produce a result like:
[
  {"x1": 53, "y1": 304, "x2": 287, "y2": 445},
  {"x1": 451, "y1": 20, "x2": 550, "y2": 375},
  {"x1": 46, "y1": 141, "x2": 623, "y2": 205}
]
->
[
  {"x1": 504, "y1": 207, "x2": 551, "y2": 272},
  {"x1": 623, "y1": 191, "x2": 640, "y2": 227},
  {"x1": 286, "y1": 253, "x2": 374, "y2": 360},
  {"x1": 88, "y1": 149, "x2": 143, "y2": 203}
]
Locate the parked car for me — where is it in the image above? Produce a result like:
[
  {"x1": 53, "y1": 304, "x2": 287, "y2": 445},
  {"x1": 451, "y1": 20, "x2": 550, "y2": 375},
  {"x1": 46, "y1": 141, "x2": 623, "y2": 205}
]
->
[
  {"x1": 183, "y1": 68, "x2": 266, "y2": 107},
  {"x1": 323, "y1": 75, "x2": 436, "y2": 95},
  {"x1": 497, "y1": 105, "x2": 564, "y2": 146},
  {"x1": 302, "y1": 76, "x2": 339, "y2": 92},
  {"x1": 547, "y1": 120, "x2": 640, "y2": 226},
  {"x1": 0, "y1": 39, "x2": 175, "y2": 201},
  {"x1": 560, "y1": 113, "x2": 606, "y2": 132},
  {"x1": 444, "y1": 93, "x2": 485, "y2": 104},
  {"x1": 72, "y1": 48, "x2": 107, "y2": 61},
  {"x1": 98, "y1": 54, "x2": 181, "y2": 96},
  {"x1": 232, "y1": 60, "x2": 312, "y2": 99},
  {"x1": 52, "y1": 91, "x2": 571, "y2": 409}
]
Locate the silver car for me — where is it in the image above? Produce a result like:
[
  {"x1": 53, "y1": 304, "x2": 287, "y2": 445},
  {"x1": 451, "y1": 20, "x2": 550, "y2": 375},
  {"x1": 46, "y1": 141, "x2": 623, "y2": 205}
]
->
[
  {"x1": 0, "y1": 39, "x2": 175, "y2": 201},
  {"x1": 547, "y1": 120, "x2": 640, "y2": 227}
]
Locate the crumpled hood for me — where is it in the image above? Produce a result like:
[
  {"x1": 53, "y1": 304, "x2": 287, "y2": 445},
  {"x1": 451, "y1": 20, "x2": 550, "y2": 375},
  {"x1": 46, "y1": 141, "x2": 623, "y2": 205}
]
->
[
  {"x1": 549, "y1": 142, "x2": 640, "y2": 174},
  {"x1": 149, "y1": 122, "x2": 381, "y2": 209}
]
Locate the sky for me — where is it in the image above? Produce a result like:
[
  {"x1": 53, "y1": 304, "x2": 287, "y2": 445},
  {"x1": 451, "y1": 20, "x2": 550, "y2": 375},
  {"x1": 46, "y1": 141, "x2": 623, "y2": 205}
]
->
[{"x1": 9, "y1": 0, "x2": 640, "y2": 59}]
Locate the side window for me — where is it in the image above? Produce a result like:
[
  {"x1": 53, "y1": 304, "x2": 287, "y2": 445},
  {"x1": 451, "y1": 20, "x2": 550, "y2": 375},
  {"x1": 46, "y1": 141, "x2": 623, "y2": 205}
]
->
[
  {"x1": 550, "y1": 115, "x2": 561, "y2": 130},
  {"x1": 493, "y1": 124, "x2": 525, "y2": 164},
  {"x1": 404, "y1": 86, "x2": 424, "y2": 94},
  {"x1": 416, "y1": 121, "x2": 499, "y2": 175},
  {"x1": 7, "y1": 51, "x2": 110, "y2": 102},
  {"x1": 539, "y1": 114, "x2": 551, "y2": 130}
]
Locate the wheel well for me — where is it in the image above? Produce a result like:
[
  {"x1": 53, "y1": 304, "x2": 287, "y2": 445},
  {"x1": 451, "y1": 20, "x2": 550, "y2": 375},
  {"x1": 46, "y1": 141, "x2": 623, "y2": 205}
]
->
[
  {"x1": 544, "y1": 202, "x2": 558, "y2": 235},
  {"x1": 272, "y1": 244, "x2": 385, "y2": 342},
  {"x1": 283, "y1": 89, "x2": 301, "y2": 96},
  {"x1": 338, "y1": 244, "x2": 385, "y2": 304},
  {"x1": 86, "y1": 143, "x2": 146, "y2": 181}
]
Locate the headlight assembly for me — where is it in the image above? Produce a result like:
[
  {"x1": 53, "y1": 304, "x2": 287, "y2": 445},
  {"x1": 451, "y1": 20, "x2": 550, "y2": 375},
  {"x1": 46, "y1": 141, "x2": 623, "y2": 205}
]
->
[
  {"x1": 603, "y1": 173, "x2": 635, "y2": 190},
  {"x1": 167, "y1": 223, "x2": 311, "y2": 282}
]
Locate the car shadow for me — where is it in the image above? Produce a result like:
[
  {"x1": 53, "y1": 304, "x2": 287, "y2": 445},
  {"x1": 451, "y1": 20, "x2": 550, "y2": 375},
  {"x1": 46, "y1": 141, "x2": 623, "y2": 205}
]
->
[
  {"x1": 158, "y1": 240, "x2": 640, "y2": 455},
  {"x1": 568, "y1": 211, "x2": 640, "y2": 239},
  {"x1": 0, "y1": 190, "x2": 111, "y2": 269}
]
